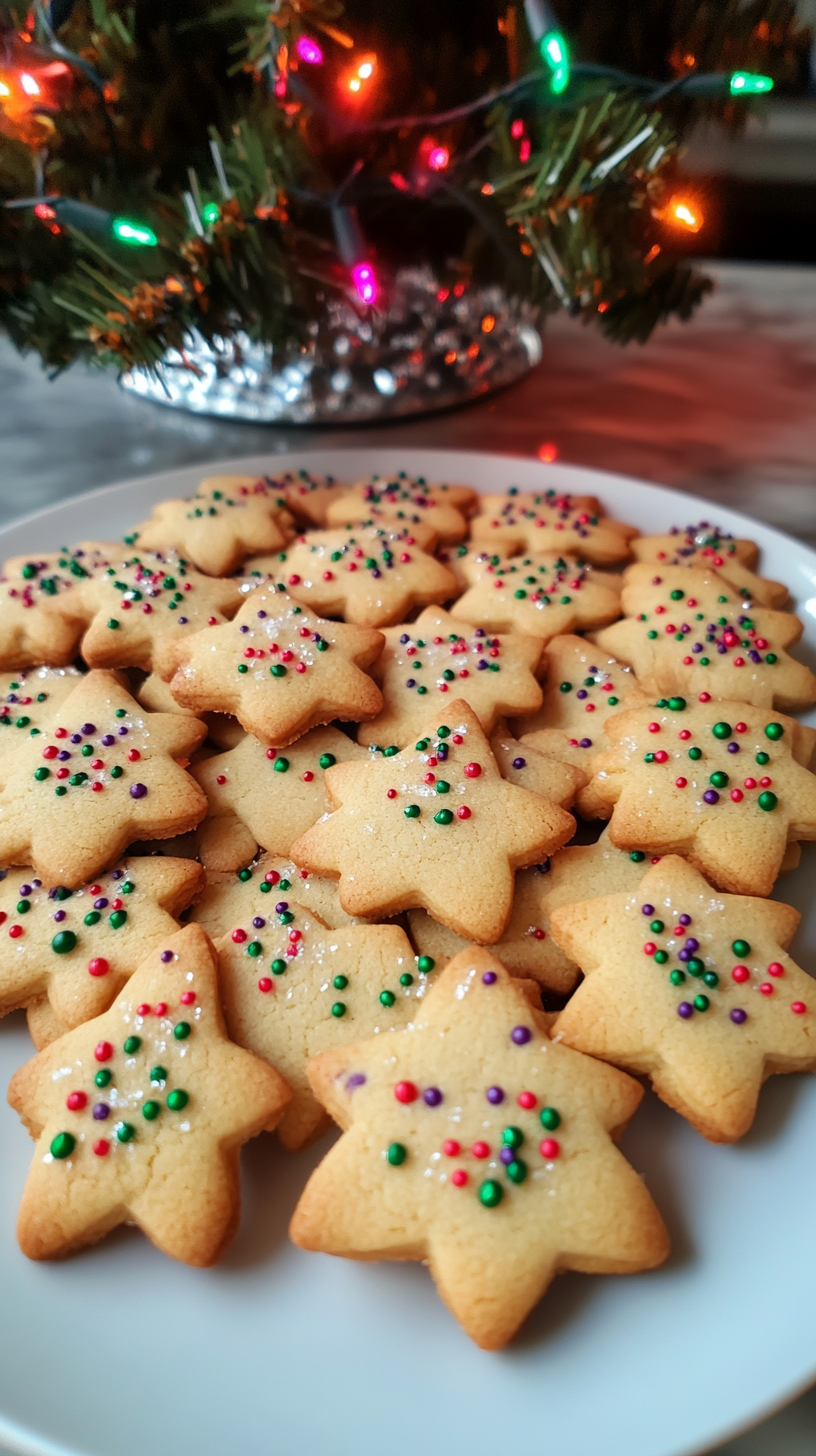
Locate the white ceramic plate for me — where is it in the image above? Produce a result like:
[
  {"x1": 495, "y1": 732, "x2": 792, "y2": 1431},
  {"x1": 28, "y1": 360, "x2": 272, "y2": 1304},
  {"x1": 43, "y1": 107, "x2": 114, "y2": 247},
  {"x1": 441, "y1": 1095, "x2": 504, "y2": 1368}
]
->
[{"x1": 1, "y1": 449, "x2": 816, "y2": 1456}]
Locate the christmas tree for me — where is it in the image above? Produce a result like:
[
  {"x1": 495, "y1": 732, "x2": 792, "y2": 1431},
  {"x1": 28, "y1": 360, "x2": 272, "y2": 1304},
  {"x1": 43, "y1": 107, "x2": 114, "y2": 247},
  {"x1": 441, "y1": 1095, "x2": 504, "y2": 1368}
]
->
[{"x1": 0, "y1": 0, "x2": 807, "y2": 377}]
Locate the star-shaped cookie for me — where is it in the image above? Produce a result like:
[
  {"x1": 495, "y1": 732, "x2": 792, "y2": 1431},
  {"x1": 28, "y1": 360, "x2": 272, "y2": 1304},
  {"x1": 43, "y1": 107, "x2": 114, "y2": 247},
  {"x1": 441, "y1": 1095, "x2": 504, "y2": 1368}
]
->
[
  {"x1": 273, "y1": 470, "x2": 351, "y2": 528},
  {"x1": 356, "y1": 607, "x2": 544, "y2": 748},
  {"x1": 0, "y1": 669, "x2": 207, "y2": 887},
  {"x1": 190, "y1": 854, "x2": 370, "y2": 940},
  {"x1": 290, "y1": 946, "x2": 668, "y2": 1349},
  {"x1": 291, "y1": 701, "x2": 575, "y2": 943},
  {"x1": 469, "y1": 491, "x2": 637, "y2": 566},
  {"x1": 0, "y1": 857, "x2": 203, "y2": 1045},
  {"x1": 280, "y1": 524, "x2": 458, "y2": 628},
  {"x1": 162, "y1": 587, "x2": 384, "y2": 746},
  {"x1": 0, "y1": 567, "x2": 89, "y2": 669},
  {"x1": 325, "y1": 474, "x2": 477, "y2": 544},
  {"x1": 450, "y1": 552, "x2": 621, "y2": 643},
  {"x1": 71, "y1": 550, "x2": 243, "y2": 676},
  {"x1": 135, "y1": 673, "x2": 245, "y2": 750},
  {"x1": 214, "y1": 894, "x2": 435, "y2": 1149},
  {"x1": 488, "y1": 723, "x2": 588, "y2": 809},
  {"x1": 130, "y1": 476, "x2": 296, "y2": 576},
  {"x1": 7, "y1": 923, "x2": 289, "y2": 1263},
  {"x1": 407, "y1": 826, "x2": 652, "y2": 992},
  {"x1": 630, "y1": 523, "x2": 787, "y2": 608},
  {"x1": 587, "y1": 697, "x2": 816, "y2": 895},
  {"x1": 551, "y1": 856, "x2": 816, "y2": 1142},
  {"x1": 191, "y1": 726, "x2": 376, "y2": 871},
  {"x1": 0, "y1": 667, "x2": 84, "y2": 760},
  {"x1": 596, "y1": 564, "x2": 816, "y2": 711}
]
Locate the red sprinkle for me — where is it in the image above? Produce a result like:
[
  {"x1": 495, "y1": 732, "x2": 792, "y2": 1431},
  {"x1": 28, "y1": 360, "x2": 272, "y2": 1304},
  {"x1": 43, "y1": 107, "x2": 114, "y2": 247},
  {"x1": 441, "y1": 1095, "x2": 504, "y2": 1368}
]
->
[
  {"x1": 456, "y1": 806, "x2": 472, "y2": 820},
  {"x1": 154, "y1": 1003, "x2": 167, "y2": 1017},
  {"x1": 732, "y1": 965, "x2": 750, "y2": 983},
  {"x1": 442, "y1": 1139, "x2": 460, "y2": 1157},
  {"x1": 66, "y1": 1091, "x2": 87, "y2": 1111},
  {"x1": 539, "y1": 1138, "x2": 560, "y2": 1159},
  {"x1": 94, "y1": 1040, "x2": 113, "y2": 1062},
  {"x1": 644, "y1": 942, "x2": 656, "y2": 955},
  {"x1": 518, "y1": 1091, "x2": 536, "y2": 1109},
  {"x1": 216, "y1": 774, "x2": 227, "y2": 785},
  {"x1": 181, "y1": 991, "x2": 196, "y2": 1004},
  {"x1": 288, "y1": 574, "x2": 301, "y2": 585},
  {"x1": 648, "y1": 722, "x2": 660, "y2": 734},
  {"x1": 731, "y1": 789, "x2": 744, "y2": 802},
  {"x1": 386, "y1": 789, "x2": 397, "y2": 799},
  {"x1": 759, "y1": 983, "x2": 774, "y2": 996},
  {"x1": 463, "y1": 762, "x2": 482, "y2": 778},
  {"x1": 128, "y1": 749, "x2": 141, "y2": 762},
  {"x1": 675, "y1": 777, "x2": 687, "y2": 789},
  {"x1": 302, "y1": 770, "x2": 315, "y2": 782},
  {"x1": 394, "y1": 1080, "x2": 419, "y2": 1104},
  {"x1": 258, "y1": 977, "x2": 273, "y2": 993},
  {"x1": 768, "y1": 963, "x2": 784, "y2": 977},
  {"x1": 137, "y1": 1002, "x2": 151, "y2": 1016},
  {"x1": 91, "y1": 782, "x2": 104, "y2": 793},
  {"x1": 232, "y1": 928, "x2": 247, "y2": 943},
  {"x1": 93, "y1": 1139, "x2": 110, "y2": 1156},
  {"x1": 88, "y1": 957, "x2": 109, "y2": 978},
  {"x1": 9, "y1": 925, "x2": 22, "y2": 939},
  {"x1": 792, "y1": 1002, "x2": 807, "y2": 1014},
  {"x1": 471, "y1": 1141, "x2": 490, "y2": 1159},
  {"x1": 451, "y1": 1169, "x2": 468, "y2": 1187},
  {"x1": 699, "y1": 692, "x2": 711, "y2": 703}
]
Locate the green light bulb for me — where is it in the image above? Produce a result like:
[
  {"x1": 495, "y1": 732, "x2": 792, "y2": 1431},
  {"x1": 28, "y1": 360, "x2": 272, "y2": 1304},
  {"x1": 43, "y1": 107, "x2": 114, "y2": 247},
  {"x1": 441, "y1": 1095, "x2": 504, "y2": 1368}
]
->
[
  {"x1": 111, "y1": 218, "x2": 158, "y2": 247},
  {"x1": 540, "y1": 30, "x2": 570, "y2": 94},
  {"x1": 730, "y1": 72, "x2": 774, "y2": 95},
  {"x1": 201, "y1": 202, "x2": 220, "y2": 225}
]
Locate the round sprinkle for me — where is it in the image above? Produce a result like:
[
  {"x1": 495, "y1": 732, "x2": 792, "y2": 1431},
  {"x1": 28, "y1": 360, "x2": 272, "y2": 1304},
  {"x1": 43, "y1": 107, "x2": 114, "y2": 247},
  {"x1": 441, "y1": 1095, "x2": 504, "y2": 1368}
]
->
[
  {"x1": 423, "y1": 1087, "x2": 443, "y2": 1106},
  {"x1": 142, "y1": 1100, "x2": 160, "y2": 1121},
  {"x1": 732, "y1": 939, "x2": 751, "y2": 957},
  {"x1": 66, "y1": 1091, "x2": 87, "y2": 1112},
  {"x1": 712, "y1": 722, "x2": 732, "y2": 739},
  {"x1": 764, "y1": 723, "x2": 784, "y2": 740},
  {"x1": 404, "y1": 804, "x2": 420, "y2": 818},
  {"x1": 172, "y1": 1021, "x2": 191, "y2": 1040},
  {"x1": 51, "y1": 930, "x2": 77, "y2": 954},
  {"x1": 379, "y1": 990, "x2": 396, "y2": 1007},
  {"x1": 394, "y1": 1080, "x2": 418, "y2": 1103},
  {"x1": 730, "y1": 1008, "x2": 748, "y2": 1024},
  {"x1": 123, "y1": 1035, "x2": 141, "y2": 1054},
  {"x1": 792, "y1": 1002, "x2": 807, "y2": 1014},
  {"x1": 387, "y1": 1142, "x2": 407, "y2": 1166},
  {"x1": 167, "y1": 1089, "x2": 189, "y2": 1110},
  {"x1": 758, "y1": 791, "x2": 778, "y2": 811},
  {"x1": 478, "y1": 1179, "x2": 503, "y2": 1208},
  {"x1": 677, "y1": 1002, "x2": 694, "y2": 1019},
  {"x1": 486, "y1": 1085, "x2": 505, "y2": 1105},
  {"x1": 481, "y1": 970, "x2": 497, "y2": 984},
  {"x1": 129, "y1": 784, "x2": 147, "y2": 799},
  {"x1": 115, "y1": 1121, "x2": 136, "y2": 1143},
  {"x1": 50, "y1": 1132, "x2": 76, "y2": 1159},
  {"x1": 511, "y1": 1025, "x2": 532, "y2": 1045},
  {"x1": 539, "y1": 1106, "x2": 561, "y2": 1131}
]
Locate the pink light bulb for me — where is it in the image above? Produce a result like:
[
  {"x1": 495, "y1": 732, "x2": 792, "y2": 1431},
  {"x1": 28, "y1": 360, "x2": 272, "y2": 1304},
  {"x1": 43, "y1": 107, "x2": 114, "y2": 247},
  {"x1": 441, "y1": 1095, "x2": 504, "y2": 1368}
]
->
[
  {"x1": 296, "y1": 35, "x2": 323, "y2": 65},
  {"x1": 427, "y1": 145, "x2": 449, "y2": 172},
  {"x1": 351, "y1": 262, "x2": 378, "y2": 306}
]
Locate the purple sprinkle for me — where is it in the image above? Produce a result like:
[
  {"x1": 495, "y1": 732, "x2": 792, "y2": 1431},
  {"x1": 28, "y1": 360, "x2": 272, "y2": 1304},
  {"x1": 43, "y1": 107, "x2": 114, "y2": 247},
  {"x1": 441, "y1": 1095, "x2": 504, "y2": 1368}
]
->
[
  {"x1": 512, "y1": 757, "x2": 526, "y2": 769},
  {"x1": 177, "y1": 616, "x2": 188, "y2": 625},
  {"x1": 118, "y1": 726, "x2": 129, "y2": 736},
  {"x1": 93, "y1": 1103, "x2": 110, "y2": 1120},
  {"x1": 588, "y1": 665, "x2": 598, "y2": 674},
  {"x1": 346, "y1": 1072, "x2": 366, "y2": 1090},
  {"x1": 486, "y1": 1086, "x2": 505, "y2": 1104},
  {"x1": 101, "y1": 735, "x2": 114, "y2": 747},
  {"x1": 48, "y1": 888, "x2": 58, "y2": 900},
  {"x1": 749, "y1": 650, "x2": 761, "y2": 664},
  {"x1": 423, "y1": 1087, "x2": 443, "y2": 1106},
  {"x1": 275, "y1": 901, "x2": 289, "y2": 913},
  {"x1": 474, "y1": 627, "x2": 485, "y2": 637},
  {"x1": 252, "y1": 916, "x2": 265, "y2": 929},
  {"x1": 511, "y1": 1025, "x2": 532, "y2": 1045},
  {"x1": 677, "y1": 1002, "x2": 694, "y2": 1019},
  {"x1": 400, "y1": 634, "x2": 410, "y2": 644},
  {"x1": 692, "y1": 643, "x2": 703, "y2": 653},
  {"x1": 717, "y1": 643, "x2": 727, "y2": 655},
  {"x1": 730, "y1": 1008, "x2": 748, "y2": 1024},
  {"x1": 6, "y1": 695, "x2": 16, "y2": 704},
  {"x1": 57, "y1": 750, "x2": 70, "y2": 762},
  {"x1": 312, "y1": 633, "x2": 321, "y2": 643},
  {"x1": 436, "y1": 745, "x2": 448, "y2": 761},
  {"x1": 70, "y1": 733, "x2": 82, "y2": 744},
  {"x1": 499, "y1": 1147, "x2": 516, "y2": 1166},
  {"x1": 576, "y1": 689, "x2": 588, "y2": 700},
  {"x1": 94, "y1": 897, "x2": 108, "y2": 910},
  {"x1": 678, "y1": 948, "x2": 690, "y2": 962},
  {"x1": 405, "y1": 679, "x2": 416, "y2": 689},
  {"x1": 257, "y1": 610, "x2": 267, "y2": 620},
  {"x1": 684, "y1": 938, "x2": 699, "y2": 952},
  {"x1": 703, "y1": 789, "x2": 719, "y2": 805},
  {"x1": 130, "y1": 783, "x2": 147, "y2": 799},
  {"x1": 727, "y1": 742, "x2": 740, "y2": 754},
  {"x1": 111, "y1": 870, "x2": 123, "y2": 880},
  {"x1": 20, "y1": 883, "x2": 31, "y2": 896},
  {"x1": 579, "y1": 737, "x2": 593, "y2": 749},
  {"x1": 81, "y1": 723, "x2": 96, "y2": 735},
  {"x1": 482, "y1": 971, "x2": 497, "y2": 985},
  {"x1": 642, "y1": 904, "x2": 654, "y2": 916},
  {"x1": 239, "y1": 625, "x2": 249, "y2": 634},
  {"x1": 477, "y1": 660, "x2": 488, "y2": 671},
  {"x1": 371, "y1": 569, "x2": 382, "y2": 579},
  {"x1": 53, "y1": 910, "x2": 66, "y2": 923},
  {"x1": 679, "y1": 914, "x2": 692, "y2": 926},
  {"x1": 160, "y1": 950, "x2": 173, "y2": 963},
  {"x1": 31, "y1": 880, "x2": 40, "y2": 889}
]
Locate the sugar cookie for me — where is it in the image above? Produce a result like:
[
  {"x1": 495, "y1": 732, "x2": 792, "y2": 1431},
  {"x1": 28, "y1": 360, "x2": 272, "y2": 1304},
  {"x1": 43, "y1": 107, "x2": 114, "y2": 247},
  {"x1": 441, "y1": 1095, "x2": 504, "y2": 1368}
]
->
[
  {"x1": 281, "y1": 525, "x2": 457, "y2": 627},
  {"x1": 630, "y1": 524, "x2": 787, "y2": 608},
  {"x1": 450, "y1": 552, "x2": 621, "y2": 642},
  {"x1": 325, "y1": 475, "x2": 476, "y2": 544},
  {"x1": 131, "y1": 476, "x2": 296, "y2": 576},
  {"x1": 470, "y1": 492, "x2": 637, "y2": 565}
]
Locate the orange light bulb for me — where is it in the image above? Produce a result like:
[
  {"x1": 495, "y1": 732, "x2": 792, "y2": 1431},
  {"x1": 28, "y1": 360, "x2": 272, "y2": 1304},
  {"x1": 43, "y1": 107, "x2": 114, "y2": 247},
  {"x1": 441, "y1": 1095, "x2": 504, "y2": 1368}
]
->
[{"x1": 667, "y1": 196, "x2": 702, "y2": 233}]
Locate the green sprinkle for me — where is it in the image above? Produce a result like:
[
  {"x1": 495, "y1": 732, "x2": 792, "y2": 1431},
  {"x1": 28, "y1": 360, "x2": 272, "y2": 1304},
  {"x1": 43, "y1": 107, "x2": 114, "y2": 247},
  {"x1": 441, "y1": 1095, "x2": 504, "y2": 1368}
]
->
[
  {"x1": 435, "y1": 780, "x2": 450, "y2": 794},
  {"x1": 758, "y1": 791, "x2": 778, "y2": 811},
  {"x1": 647, "y1": 630, "x2": 658, "y2": 639},
  {"x1": 712, "y1": 722, "x2": 732, "y2": 739},
  {"x1": 333, "y1": 975, "x2": 348, "y2": 990},
  {"x1": 109, "y1": 911, "x2": 127, "y2": 929},
  {"x1": 478, "y1": 1179, "x2": 503, "y2": 1208},
  {"x1": 273, "y1": 757, "x2": 289, "y2": 773},
  {"x1": 51, "y1": 931, "x2": 77, "y2": 954},
  {"x1": 379, "y1": 990, "x2": 396, "y2": 1007},
  {"x1": 629, "y1": 850, "x2": 646, "y2": 862},
  {"x1": 502, "y1": 1126, "x2": 524, "y2": 1149},
  {"x1": 271, "y1": 959, "x2": 287, "y2": 975},
  {"x1": 110, "y1": 765, "x2": 123, "y2": 778},
  {"x1": 437, "y1": 725, "x2": 451, "y2": 738},
  {"x1": 238, "y1": 868, "x2": 252, "y2": 881},
  {"x1": 693, "y1": 995, "x2": 710, "y2": 1012},
  {"x1": 710, "y1": 771, "x2": 729, "y2": 788},
  {"x1": 434, "y1": 809, "x2": 454, "y2": 825},
  {"x1": 669, "y1": 589, "x2": 684, "y2": 601},
  {"x1": 33, "y1": 766, "x2": 49, "y2": 781},
  {"x1": 404, "y1": 804, "x2": 420, "y2": 818},
  {"x1": 142, "y1": 1100, "x2": 160, "y2": 1121},
  {"x1": 765, "y1": 653, "x2": 778, "y2": 664},
  {"x1": 271, "y1": 664, "x2": 287, "y2": 677},
  {"x1": 167, "y1": 1089, "x2": 189, "y2": 1111},
  {"x1": 650, "y1": 919, "x2": 664, "y2": 934},
  {"x1": 540, "y1": 1107, "x2": 561, "y2": 1130},
  {"x1": 703, "y1": 972, "x2": 719, "y2": 988},
  {"x1": 417, "y1": 955, "x2": 435, "y2": 973},
  {"x1": 688, "y1": 747, "x2": 702, "y2": 760},
  {"x1": 331, "y1": 1002, "x2": 346, "y2": 1018},
  {"x1": 123, "y1": 1036, "x2": 141, "y2": 1054},
  {"x1": 107, "y1": 619, "x2": 120, "y2": 630},
  {"x1": 50, "y1": 1132, "x2": 76, "y2": 1159},
  {"x1": 668, "y1": 696, "x2": 686, "y2": 711},
  {"x1": 399, "y1": 972, "x2": 414, "y2": 986},
  {"x1": 318, "y1": 753, "x2": 336, "y2": 769},
  {"x1": 247, "y1": 941, "x2": 262, "y2": 957},
  {"x1": 173, "y1": 1021, "x2": 191, "y2": 1040},
  {"x1": 115, "y1": 1121, "x2": 136, "y2": 1143},
  {"x1": 755, "y1": 751, "x2": 770, "y2": 766},
  {"x1": 764, "y1": 723, "x2": 783, "y2": 740},
  {"x1": 150, "y1": 1066, "x2": 167, "y2": 1084},
  {"x1": 505, "y1": 1159, "x2": 527, "y2": 1184},
  {"x1": 237, "y1": 664, "x2": 249, "y2": 674},
  {"x1": 732, "y1": 939, "x2": 750, "y2": 957},
  {"x1": 387, "y1": 1142, "x2": 407, "y2": 1166},
  {"x1": 687, "y1": 958, "x2": 704, "y2": 976},
  {"x1": 654, "y1": 950, "x2": 669, "y2": 964},
  {"x1": 670, "y1": 969, "x2": 686, "y2": 985},
  {"x1": 95, "y1": 1069, "x2": 112, "y2": 1088}
]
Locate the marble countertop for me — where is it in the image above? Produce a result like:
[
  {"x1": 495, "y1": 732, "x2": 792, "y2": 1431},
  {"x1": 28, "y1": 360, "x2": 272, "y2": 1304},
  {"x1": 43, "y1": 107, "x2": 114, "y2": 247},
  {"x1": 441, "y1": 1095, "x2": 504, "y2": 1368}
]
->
[{"x1": 1, "y1": 258, "x2": 815, "y2": 1456}]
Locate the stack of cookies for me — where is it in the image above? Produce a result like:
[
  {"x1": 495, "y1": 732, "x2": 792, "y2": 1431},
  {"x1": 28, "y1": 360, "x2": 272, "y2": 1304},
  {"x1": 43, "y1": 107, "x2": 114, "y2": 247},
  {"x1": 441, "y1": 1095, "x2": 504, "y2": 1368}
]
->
[{"x1": 2, "y1": 469, "x2": 815, "y2": 1350}]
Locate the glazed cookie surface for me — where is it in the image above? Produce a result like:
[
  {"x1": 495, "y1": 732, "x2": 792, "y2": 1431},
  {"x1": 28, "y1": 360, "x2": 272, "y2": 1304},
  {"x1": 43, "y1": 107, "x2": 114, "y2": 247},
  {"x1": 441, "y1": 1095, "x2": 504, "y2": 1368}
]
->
[
  {"x1": 0, "y1": 669, "x2": 207, "y2": 887},
  {"x1": 8, "y1": 923, "x2": 290, "y2": 1264},
  {"x1": 291, "y1": 946, "x2": 668, "y2": 1349},
  {"x1": 551, "y1": 855, "x2": 816, "y2": 1141},
  {"x1": 291, "y1": 700, "x2": 575, "y2": 943},
  {"x1": 357, "y1": 606, "x2": 543, "y2": 748},
  {"x1": 163, "y1": 586, "x2": 384, "y2": 747},
  {"x1": 132, "y1": 476, "x2": 296, "y2": 576}
]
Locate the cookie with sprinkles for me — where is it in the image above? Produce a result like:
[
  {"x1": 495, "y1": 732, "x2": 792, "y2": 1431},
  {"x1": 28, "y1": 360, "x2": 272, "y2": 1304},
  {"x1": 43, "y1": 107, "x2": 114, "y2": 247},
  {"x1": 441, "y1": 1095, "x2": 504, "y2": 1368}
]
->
[
  {"x1": 279, "y1": 524, "x2": 457, "y2": 628},
  {"x1": 0, "y1": 566, "x2": 91, "y2": 669},
  {"x1": 135, "y1": 673, "x2": 246, "y2": 750},
  {"x1": 551, "y1": 855, "x2": 816, "y2": 1142},
  {"x1": 290, "y1": 700, "x2": 575, "y2": 943},
  {"x1": 0, "y1": 669, "x2": 207, "y2": 888},
  {"x1": 131, "y1": 476, "x2": 296, "y2": 577},
  {"x1": 407, "y1": 826, "x2": 653, "y2": 992},
  {"x1": 325, "y1": 474, "x2": 477, "y2": 544},
  {"x1": 0, "y1": 857, "x2": 203, "y2": 1045},
  {"x1": 630, "y1": 524, "x2": 788, "y2": 609},
  {"x1": 214, "y1": 899, "x2": 432, "y2": 1149},
  {"x1": 71, "y1": 550, "x2": 243, "y2": 676},
  {"x1": 585, "y1": 698, "x2": 816, "y2": 896},
  {"x1": 450, "y1": 551, "x2": 621, "y2": 643},
  {"x1": 469, "y1": 491, "x2": 637, "y2": 566},
  {"x1": 273, "y1": 470, "x2": 351, "y2": 528},
  {"x1": 162, "y1": 586, "x2": 384, "y2": 747},
  {"x1": 509, "y1": 635, "x2": 651, "y2": 811},
  {"x1": 0, "y1": 666, "x2": 83, "y2": 760},
  {"x1": 8, "y1": 923, "x2": 290, "y2": 1263},
  {"x1": 290, "y1": 945, "x2": 668, "y2": 1349},
  {"x1": 488, "y1": 723, "x2": 588, "y2": 810},
  {"x1": 596, "y1": 563, "x2": 816, "y2": 711},
  {"x1": 190, "y1": 854, "x2": 371, "y2": 940},
  {"x1": 356, "y1": 606, "x2": 544, "y2": 749},
  {"x1": 191, "y1": 726, "x2": 376, "y2": 872}
]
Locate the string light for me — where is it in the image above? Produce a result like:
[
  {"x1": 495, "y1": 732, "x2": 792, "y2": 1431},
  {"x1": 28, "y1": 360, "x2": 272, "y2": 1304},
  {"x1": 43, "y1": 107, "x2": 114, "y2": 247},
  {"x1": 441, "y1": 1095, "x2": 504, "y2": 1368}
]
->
[
  {"x1": 201, "y1": 202, "x2": 220, "y2": 225},
  {"x1": 0, "y1": 82, "x2": 9, "y2": 97},
  {"x1": 427, "y1": 144, "x2": 449, "y2": 171},
  {"x1": 540, "y1": 32, "x2": 569, "y2": 94},
  {"x1": 19, "y1": 73, "x2": 40, "y2": 96},
  {"x1": 111, "y1": 218, "x2": 158, "y2": 246},
  {"x1": 538, "y1": 442, "x2": 558, "y2": 462},
  {"x1": 730, "y1": 71, "x2": 773, "y2": 95},
  {"x1": 296, "y1": 36, "x2": 323, "y2": 66},
  {"x1": 351, "y1": 261, "x2": 378, "y2": 305},
  {"x1": 665, "y1": 196, "x2": 702, "y2": 233},
  {"x1": 346, "y1": 54, "x2": 376, "y2": 95}
]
